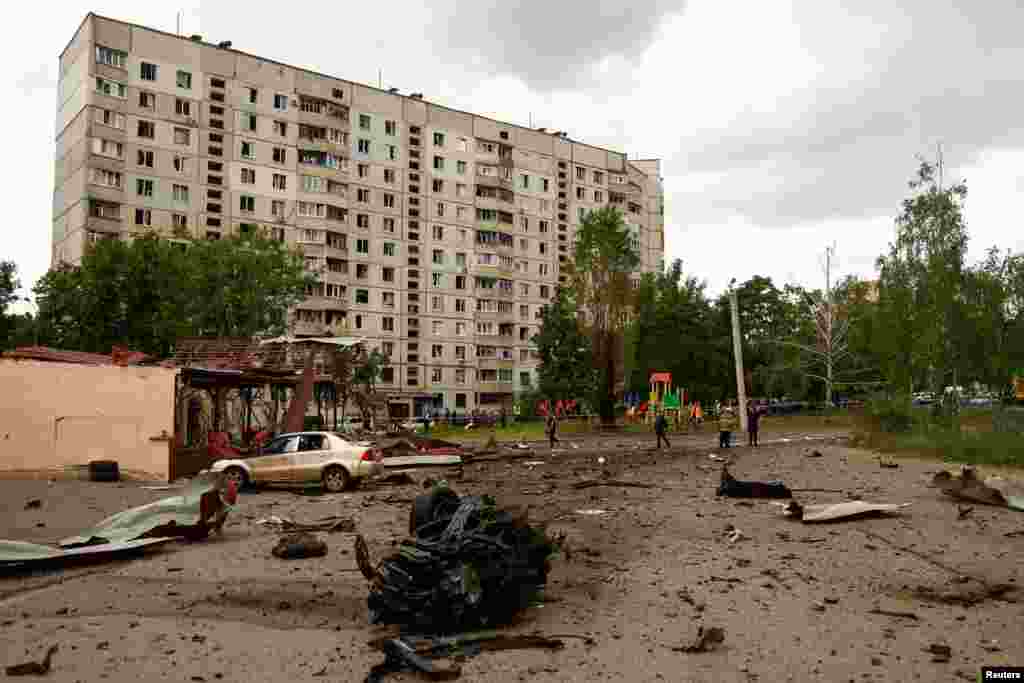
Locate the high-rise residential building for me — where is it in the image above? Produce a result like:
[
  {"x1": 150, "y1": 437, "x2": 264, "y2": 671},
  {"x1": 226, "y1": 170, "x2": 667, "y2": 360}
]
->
[{"x1": 53, "y1": 13, "x2": 666, "y2": 417}]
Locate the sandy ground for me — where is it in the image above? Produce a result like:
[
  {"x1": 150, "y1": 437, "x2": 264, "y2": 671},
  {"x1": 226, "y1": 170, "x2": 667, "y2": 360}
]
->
[{"x1": 2, "y1": 427, "x2": 1023, "y2": 682}]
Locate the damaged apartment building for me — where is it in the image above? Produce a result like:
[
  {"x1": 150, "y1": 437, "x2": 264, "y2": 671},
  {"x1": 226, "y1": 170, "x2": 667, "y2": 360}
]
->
[{"x1": 52, "y1": 13, "x2": 665, "y2": 417}]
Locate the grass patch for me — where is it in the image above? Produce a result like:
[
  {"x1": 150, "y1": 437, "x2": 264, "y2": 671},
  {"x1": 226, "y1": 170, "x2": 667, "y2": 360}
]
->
[{"x1": 852, "y1": 407, "x2": 1024, "y2": 467}]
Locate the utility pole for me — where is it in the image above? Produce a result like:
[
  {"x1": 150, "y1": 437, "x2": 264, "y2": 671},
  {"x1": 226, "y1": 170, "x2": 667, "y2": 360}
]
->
[{"x1": 730, "y1": 287, "x2": 748, "y2": 432}]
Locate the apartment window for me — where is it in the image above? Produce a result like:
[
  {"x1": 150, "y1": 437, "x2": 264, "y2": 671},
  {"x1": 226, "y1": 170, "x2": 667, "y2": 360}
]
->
[
  {"x1": 458, "y1": 229, "x2": 467, "y2": 242},
  {"x1": 175, "y1": 99, "x2": 191, "y2": 117},
  {"x1": 358, "y1": 139, "x2": 370, "y2": 154},
  {"x1": 357, "y1": 188, "x2": 369, "y2": 203},
  {"x1": 359, "y1": 114, "x2": 371, "y2": 130},
  {"x1": 271, "y1": 200, "x2": 285, "y2": 217},
  {"x1": 540, "y1": 285, "x2": 550, "y2": 298},
  {"x1": 384, "y1": 120, "x2": 397, "y2": 136},
  {"x1": 273, "y1": 93, "x2": 288, "y2": 110},
  {"x1": 432, "y1": 249, "x2": 444, "y2": 265},
  {"x1": 431, "y1": 343, "x2": 444, "y2": 359},
  {"x1": 266, "y1": 148, "x2": 285, "y2": 166},
  {"x1": 273, "y1": 174, "x2": 287, "y2": 191},
  {"x1": 433, "y1": 132, "x2": 445, "y2": 147},
  {"x1": 383, "y1": 242, "x2": 397, "y2": 257},
  {"x1": 520, "y1": 283, "x2": 529, "y2": 297},
  {"x1": 93, "y1": 138, "x2": 124, "y2": 159},
  {"x1": 520, "y1": 305, "x2": 528, "y2": 319},
  {"x1": 240, "y1": 141, "x2": 255, "y2": 160},
  {"x1": 357, "y1": 214, "x2": 369, "y2": 228},
  {"x1": 138, "y1": 91, "x2": 155, "y2": 109},
  {"x1": 594, "y1": 190, "x2": 603, "y2": 203},
  {"x1": 433, "y1": 156, "x2": 444, "y2": 170},
  {"x1": 576, "y1": 186, "x2": 585, "y2": 200},
  {"x1": 136, "y1": 178, "x2": 154, "y2": 198},
  {"x1": 172, "y1": 184, "x2": 189, "y2": 203},
  {"x1": 173, "y1": 214, "x2": 187, "y2": 230},
  {"x1": 241, "y1": 168, "x2": 256, "y2": 184},
  {"x1": 382, "y1": 317, "x2": 395, "y2": 332},
  {"x1": 577, "y1": 207, "x2": 585, "y2": 220},
  {"x1": 430, "y1": 225, "x2": 443, "y2": 241},
  {"x1": 248, "y1": 87, "x2": 258, "y2": 104},
  {"x1": 542, "y1": 178, "x2": 550, "y2": 192},
  {"x1": 432, "y1": 179, "x2": 443, "y2": 193},
  {"x1": 137, "y1": 120, "x2": 155, "y2": 139},
  {"x1": 174, "y1": 127, "x2": 190, "y2": 146},
  {"x1": 137, "y1": 149, "x2": 154, "y2": 167},
  {"x1": 355, "y1": 289, "x2": 369, "y2": 304},
  {"x1": 594, "y1": 171, "x2": 604, "y2": 184},
  {"x1": 432, "y1": 320, "x2": 443, "y2": 336},
  {"x1": 95, "y1": 45, "x2": 126, "y2": 68},
  {"x1": 539, "y1": 220, "x2": 549, "y2": 233},
  {"x1": 387, "y1": 145, "x2": 398, "y2": 161},
  {"x1": 358, "y1": 164, "x2": 369, "y2": 178},
  {"x1": 381, "y1": 266, "x2": 396, "y2": 284},
  {"x1": 539, "y1": 263, "x2": 549, "y2": 275},
  {"x1": 244, "y1": 113, "x2": 257, "y2": 131},
  {"x1": 456, "y1": 160, "x2": 467, "y2": 175},
  {"x1": 377, "y1": 193, "x2": 394, "y2": 209},
  {"x1": 356, "y1": 264, "x2": 369, "y2": 280},
  {"x1": 520, "y1": 174, "x2": 530, "y2": 189},
  {"x1": 539, "y1": 242, "x2": 547, "y2": 255},
  {"x1": 381, "y1": 169, "x2": 395, "y2": 186},
  {"x1": 240, "y1": 195, "x2": 255, "y2": 212},
  {"x1": 383, "y1": 217, "x2": 396, "y2": 233},
  {"x1": 576, "y1": 166, "x2": 586, "y2": 180},
  {"x1": 134, "y1": 208, "x2": 152, "y2": 226},
  {"x1": 436, "y1": 202, "x2": 445, "y2": 217},
  {"x1": 356, "y1": 239, "x2": 369, "y2": 254},
  {"x1": 176, "y1": 70, "x2": 192, "y2": 89},
  {"x1": 140, "y1": 62, "x2": 158, "y2": 81},
  {"x1": 455, "y1": 275, "x2": 466, "y2": 290},
  {"x1": 90, "y1": 168, "x2": 122, "y2": 188},
  {"x1": 96, "y1": 109, "x2": 125, "y2": 130},
  {"x1": 427, "y1": 367, "x2": 441, "y2": 384},
  {"x1": 455, "y1": 322, "x2": 466, "y2": 336},
  {"x1": 274, "y1": 120, "x2": 288, "y2": 136}
]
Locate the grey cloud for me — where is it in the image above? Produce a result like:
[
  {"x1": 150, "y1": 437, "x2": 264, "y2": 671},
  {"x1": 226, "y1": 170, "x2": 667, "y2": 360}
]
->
[
  {"x1": 430, "y1": 0, "x2": 687, "y2": 91},
  {"x1": 666, "y1": 0, "x2": 1024, "y2": 228}
]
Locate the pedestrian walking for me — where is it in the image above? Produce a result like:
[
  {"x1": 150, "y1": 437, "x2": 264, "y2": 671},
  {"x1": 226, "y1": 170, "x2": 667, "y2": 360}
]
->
[
  {"x1": 747, "y1": 401, "x2": 765, "y2": 447},
  {"x1": 546, "y1": 412, "x2": 560, "y2": 449},
  {"x1": 655, "y1": 411, "x2": 671, "y2": 449}
]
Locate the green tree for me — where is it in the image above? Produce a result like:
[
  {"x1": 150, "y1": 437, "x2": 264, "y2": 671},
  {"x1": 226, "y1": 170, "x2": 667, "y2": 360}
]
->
[
  {"x1": 533, "y1": 286, "x2": 597, "y2": 404},
  {"x1": 876, "y1": 159, "x2": 969, "y2": 402},
  {"x1": 352, "y1": 348, "x2": 388, "y2": 426},
  {"x1": 567, "y1": 207, "x2": 639, "y2": 423},
  {"x1": 33, "y1": 233, "x2": 312, "y2": 356},
  {"x1": 0, "y1": 260, "x2": 22, "y2": 349}
]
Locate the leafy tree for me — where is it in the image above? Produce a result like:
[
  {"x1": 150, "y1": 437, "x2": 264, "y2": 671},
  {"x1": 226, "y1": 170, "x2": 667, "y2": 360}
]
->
[
  {"x1": 876, "y1": 159, "x2": 969, "y2": 402},
  {"x1": 0, "y1": 260, "x2": 22, "y2": 350},
  {"x1": 352, "y1": 348, "x2": 388, "y2": 426},
  {"x1": 33, "y1": 234, "x2": 312, "y2": 356},
  {"x1": 532, "y1": 286, "x2": 597, "y2": 404},
  {"x1": 567, "y1": 207, "x2": 639, "y2": 423}
]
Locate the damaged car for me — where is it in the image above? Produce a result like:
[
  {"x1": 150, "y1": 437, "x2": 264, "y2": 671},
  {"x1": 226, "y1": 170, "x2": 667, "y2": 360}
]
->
[{"x1": 209, "y1": 431, "x2": 383, "y2": 492}]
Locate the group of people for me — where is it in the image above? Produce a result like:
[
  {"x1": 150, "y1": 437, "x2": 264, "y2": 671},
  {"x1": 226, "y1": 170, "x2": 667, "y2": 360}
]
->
[{"x1": 652, "y1": 399, "x2": 767, "y2": 450}]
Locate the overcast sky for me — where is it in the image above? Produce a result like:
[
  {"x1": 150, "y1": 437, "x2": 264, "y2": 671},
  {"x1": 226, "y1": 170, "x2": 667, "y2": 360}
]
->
[{"x1": 5, "y1": 0, "x2": 1024, "y2": 313}]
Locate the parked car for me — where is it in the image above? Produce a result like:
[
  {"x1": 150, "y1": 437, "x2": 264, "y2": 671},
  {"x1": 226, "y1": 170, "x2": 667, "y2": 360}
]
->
[{"x1": 209, "y1": 431, "x2": 383, "y2": 492}]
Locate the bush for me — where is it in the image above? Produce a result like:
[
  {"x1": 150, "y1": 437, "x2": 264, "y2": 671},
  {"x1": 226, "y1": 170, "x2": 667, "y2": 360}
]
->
[{"x1": 866, "y1": 396, "x2": 915, "y2": 433}]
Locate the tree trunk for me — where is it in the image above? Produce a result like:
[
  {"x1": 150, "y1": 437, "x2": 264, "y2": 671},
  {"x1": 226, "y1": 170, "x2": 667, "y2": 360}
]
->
[{"x1": 601, "y1": 330, "x2": 616, "y2": 425}]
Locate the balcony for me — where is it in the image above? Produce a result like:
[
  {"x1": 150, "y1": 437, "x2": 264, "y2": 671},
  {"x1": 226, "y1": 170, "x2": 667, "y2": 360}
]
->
[
  {"x1": 300, "y1": 296, "x2": 348, "y2": 312},
  {"x1": 298, "y1": 97, "x2": 350, "y2": 126}
]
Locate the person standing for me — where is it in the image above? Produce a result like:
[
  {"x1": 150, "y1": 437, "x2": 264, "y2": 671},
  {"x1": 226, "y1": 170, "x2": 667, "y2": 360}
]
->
[
  {"x1": 747, "y1": 401, "x2": 764, "y2": 447},
  {"x1": 655, "y1": 411, "x2": 671, "y2": 449},
  {"x1": 546, "y1": 411, "x2": 559, "y2": 449},
  {"x1": 500, "y1": 406, "x2": 507, "y2": 429},
  {"x1": 718, "y1": 403, "x2": 734, "y2": 448}
]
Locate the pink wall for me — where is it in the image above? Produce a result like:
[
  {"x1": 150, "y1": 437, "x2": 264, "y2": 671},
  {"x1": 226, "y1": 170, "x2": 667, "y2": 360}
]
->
[{"x1": 0, "y1": 360, "x2": 176, "y2": 480}]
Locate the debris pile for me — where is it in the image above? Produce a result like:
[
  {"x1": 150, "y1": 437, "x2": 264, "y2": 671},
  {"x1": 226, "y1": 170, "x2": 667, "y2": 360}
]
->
[
  {"x1": 717, "y1": 467, "x2": 792, "y2": 499},
  {"x1": 933, "y1": 467, "x2": 1024, "y2": 510},
  {"x1": 357, "y1": 486, "x2": 556, "y2": 632}
]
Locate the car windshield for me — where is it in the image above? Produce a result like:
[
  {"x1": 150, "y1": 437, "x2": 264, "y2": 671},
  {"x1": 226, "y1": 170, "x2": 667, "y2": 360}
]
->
[{"x1": 298, "y1": 434, "x2": 325, "y2": 451}]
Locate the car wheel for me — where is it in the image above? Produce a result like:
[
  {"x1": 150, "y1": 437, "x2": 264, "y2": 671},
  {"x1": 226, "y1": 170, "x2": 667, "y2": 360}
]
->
[
  {"x1": 223, "y1": 466, "x2": 248, "y2": 490},
  {"x1": 322, "y1": 466, "x2": 350, "y2": 493}
]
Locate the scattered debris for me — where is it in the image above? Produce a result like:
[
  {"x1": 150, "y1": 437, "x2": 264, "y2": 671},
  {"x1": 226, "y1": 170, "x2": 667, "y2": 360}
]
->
[
  {"x1": 23, "y1": 499, "x2": 41, "y2": 510},
  {"x1": 672, "y1": 626, "x2": 725, "y2": 653},
  {"x1": 708, "y1": 454, "x2": 726, "y2": 462},
  {"x1": 377, "y1": 472, "x2": 417, "y2": 486},
  {"x1": 925, "y1": 643, "x2": 951, "y2": 663},
  {"x1": 271, "y1": 532, "x2": 328, "y2": 559},
  {"x1": 572, "y1": 479, "x2": 654, "y2": 491},
  {"x1": 597, "y1": 456, "x2": 607, "y2": 465},
  {"x1": 912, "y1": 584, "x2": 1018, "y2": 607},
  {"x1": 807, "y1": 450, "x2": 823, "y2": 458},
  {"x1": 879, "y1": 457, "x2": 899, "y2": 469},
  {"x1": 718, "y1": 467, "x2": 792, "y2": 499},
  {"x1": 358, "y1": 485, "x2": 556, "y2": 631},
  {"x1": 255, "y1": 515, "x2": 355, "y2": 533},
  {"x1": 5, "y1": 645, "x2": 57, "y2": 676},
  {"x1": 933, "y1": 467, "x2": 1024, "y2": 510},
  {"x1": 957, "y1": 506, "x2": 973, "y2": 520},
  {"x1": 523, "y1": 461, "x2": 546, "y2": 467},
  {"x1": 980, "y1": 639, "x2": 1001, "y2": 652},
  {"x1": 724, "y1": 526, "x2": 745, "y2": 544},
  {"x1": 782, "y1": 500, "x2": 910, "y2": 523},
  {"x1": 1004, "y1": 529, "x2": 1024, "y2": 538},
  {"x1": 575, "y1": 509, "x2": 608, "y2": 516},
  {"x1": 868, "y1": 608, "x2": 919, "y2": 621},
  {"x1": 811, "y1": 602, "x2": 826, "y2": 612}
]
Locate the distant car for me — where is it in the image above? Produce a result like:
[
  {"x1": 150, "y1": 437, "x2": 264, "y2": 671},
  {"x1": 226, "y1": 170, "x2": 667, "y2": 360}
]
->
[{"x1": 209, "y1": 431, "x2": 383, "y2": 492}]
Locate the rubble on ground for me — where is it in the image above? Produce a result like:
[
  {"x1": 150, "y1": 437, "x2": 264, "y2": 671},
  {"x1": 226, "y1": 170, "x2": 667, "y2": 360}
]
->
[
  {"x1": 933, "y1": 467, "x2": 1024, "y2": 510},
  {"x1": 717, "y1": 466, "x2": 792, "y2": 498}
]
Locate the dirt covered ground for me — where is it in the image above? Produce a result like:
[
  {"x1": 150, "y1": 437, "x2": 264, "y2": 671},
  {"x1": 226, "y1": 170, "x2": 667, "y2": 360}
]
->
[{"x1": 2, "y1": 427, "x2": 1022, "y2": 682}]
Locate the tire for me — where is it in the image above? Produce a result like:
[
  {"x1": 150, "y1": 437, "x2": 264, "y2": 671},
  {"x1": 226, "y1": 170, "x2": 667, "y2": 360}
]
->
[
  {"x1": 223, "y1": 466, "x2": 248, "y2": 490},
  {"x1": 322, "y1": 465, "x2": 350, "y2": 493},
  {"x1": 88, "y1": 460, "x2": 120, "y2": 482},
  {"x1": 409, "y1": 488, "x2": 460, "y2": 535}
]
